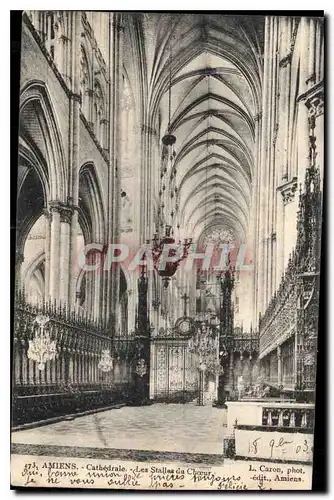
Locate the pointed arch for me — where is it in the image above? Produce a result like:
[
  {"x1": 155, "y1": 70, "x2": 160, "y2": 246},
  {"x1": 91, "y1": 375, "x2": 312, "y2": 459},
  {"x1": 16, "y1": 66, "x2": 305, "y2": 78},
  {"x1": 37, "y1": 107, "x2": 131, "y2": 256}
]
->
[
  {"x1": 18, "y1": 135, "x2": 49, "y2": 202},
  {"x1": 22, "y1": 250, "x2": 45, "y2": 291},
  {"x1": 20, "y1": 80, "x2": 67, "y2": 202},
  {"x1": 79, "y1": 162, "x2": 106, "y2": 243}
]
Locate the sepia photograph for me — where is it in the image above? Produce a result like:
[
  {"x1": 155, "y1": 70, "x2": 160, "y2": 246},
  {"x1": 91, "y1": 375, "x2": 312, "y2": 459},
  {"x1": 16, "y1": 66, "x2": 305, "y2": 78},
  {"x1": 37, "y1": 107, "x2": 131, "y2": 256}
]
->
[{"x1": 10, "y1": 10, "x2": 324, "y2": 490}]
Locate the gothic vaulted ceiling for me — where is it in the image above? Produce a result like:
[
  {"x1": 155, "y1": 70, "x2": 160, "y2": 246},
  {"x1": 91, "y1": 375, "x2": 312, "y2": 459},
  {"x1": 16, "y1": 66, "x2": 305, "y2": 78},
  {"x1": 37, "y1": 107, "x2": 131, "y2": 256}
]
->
[{"x1": 134, "y1": 13, "x2": 265, "y2": 242}]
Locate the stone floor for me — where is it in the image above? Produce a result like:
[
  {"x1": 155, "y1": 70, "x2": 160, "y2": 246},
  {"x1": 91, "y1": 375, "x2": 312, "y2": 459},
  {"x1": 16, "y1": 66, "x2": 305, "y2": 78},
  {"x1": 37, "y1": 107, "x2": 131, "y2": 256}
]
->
[{"x1": 12, "y1": 403, "x2": 226, "y2": 455}]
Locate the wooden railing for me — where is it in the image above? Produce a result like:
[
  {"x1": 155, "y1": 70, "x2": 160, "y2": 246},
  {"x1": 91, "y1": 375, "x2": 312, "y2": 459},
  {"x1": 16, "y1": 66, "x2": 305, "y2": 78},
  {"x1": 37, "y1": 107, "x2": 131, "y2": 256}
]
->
[
  {"x1": 259, "y1": 251, "x2": 297, "y2": 359},
  {"x1": 14, "y1": 291, "x2": 108, "y2": 389},
  {"x1": 258, "y1": 161, "x2": 322, "y2": 398},
  {"x1": 12, "y1": 291, "x2": 136, "y2": 425},
  {"x1": 233, "y1": 331, "x2": 259, "y2": 355}
]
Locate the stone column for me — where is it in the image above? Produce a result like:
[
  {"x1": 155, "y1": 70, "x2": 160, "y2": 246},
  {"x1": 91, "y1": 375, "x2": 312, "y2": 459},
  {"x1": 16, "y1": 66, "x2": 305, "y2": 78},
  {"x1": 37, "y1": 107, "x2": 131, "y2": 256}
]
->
[
  {"x1": 59, "y1": 206, "x2": 72, "y2": 302},
  {"x1": 279, "y1": 40, "x2": 292, "y2": 181},
  {"x1": 69, "y1": 209, "x2": 79, "y2": 308},
  {"x1": 267, "y1": 17, "x2": 279, "y2": 303},
  {"x1": 262, "y1": 16, "x2": 274, "y2": 310},
  {"x1": 44, "y1": 210, "x2": 51, "y2": 301},
  {"x1": 277, "y1": 345, "x2": 282, "y2": 387},
  {"x1": 298, "y1": 17, "x2": 310, "y2": 94},
  {"x1": 251, "y1": 112, "x2": 261, "y2": 324},
  {"x1": 307, "y1": 17, "x2": 316, "y2": 90},
  {"x1": 145, "y1": 126, "x2": 158, "y2": 239},
  {"x1": 315, "y1": 19, "x2": 323, "y2": 83},
  {"x1": 106, "y1": 13, "x2": 124, "y2": 329},
  {"x1": 49, "y1": 203, "x2": 61, "y2": 301},
  {"x1": 84, "y1": 252, "x2": 95, "y2": 318},
  {"x1": 93, "y1": 253, "x2": 102, "y2": 320},
  {"x1": 257, "y1": 16, "x2": 271, "y2": 315},
  {"x1": 15, "y1": 250, "x2": 24, "y2": 292},
  {"x1": 76, "y1": 290, "x2": 81, "y2": 309},
  {"x1": 68, "y1": 11, "x2": 81, "y2": 309}
]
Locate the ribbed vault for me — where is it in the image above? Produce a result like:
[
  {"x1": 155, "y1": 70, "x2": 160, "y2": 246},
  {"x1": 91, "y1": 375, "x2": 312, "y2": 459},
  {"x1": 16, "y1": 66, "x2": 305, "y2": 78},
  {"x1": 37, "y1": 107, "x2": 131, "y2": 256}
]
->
[{"x1": 143, "y1": 14, "x2": 264, "y2": 242}]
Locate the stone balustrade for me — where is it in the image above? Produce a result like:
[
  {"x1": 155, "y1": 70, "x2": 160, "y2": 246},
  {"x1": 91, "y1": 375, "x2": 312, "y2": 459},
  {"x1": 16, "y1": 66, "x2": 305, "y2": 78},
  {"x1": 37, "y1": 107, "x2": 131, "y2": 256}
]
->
[
  {"x1": 262, "y1": 403, "x2": 314, "y2": 430},
  {"x1": 225, "y1": 399, "x2": 314, "y2": 434},
  {"x1": 225, "y1": 399, "x2": 315, "y2": 463}
]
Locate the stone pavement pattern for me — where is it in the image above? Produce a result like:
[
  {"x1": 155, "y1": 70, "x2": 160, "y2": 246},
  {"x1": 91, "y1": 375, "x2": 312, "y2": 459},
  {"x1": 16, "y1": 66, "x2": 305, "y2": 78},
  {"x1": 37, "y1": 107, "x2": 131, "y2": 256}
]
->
[{"x1": 12, "y1": 403, "x2": 226, "y2": 455}]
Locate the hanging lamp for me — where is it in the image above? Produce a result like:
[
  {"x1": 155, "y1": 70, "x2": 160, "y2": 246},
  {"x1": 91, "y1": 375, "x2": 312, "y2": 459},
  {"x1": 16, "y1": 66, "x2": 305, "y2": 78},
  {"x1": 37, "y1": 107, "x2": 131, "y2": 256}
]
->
[
  {"x1": 149, "y1": 41, "x2": 193, "y2": 288},
  {"x1": 162, "y1": 43, "x2": 176, "y2": 150}
]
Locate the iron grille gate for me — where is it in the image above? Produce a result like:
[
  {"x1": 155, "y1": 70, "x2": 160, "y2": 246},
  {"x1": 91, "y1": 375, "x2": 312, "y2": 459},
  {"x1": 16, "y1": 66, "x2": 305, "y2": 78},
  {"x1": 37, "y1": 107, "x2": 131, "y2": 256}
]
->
[{"x1": 150, "y1": 338, "x2": 199, "y2": 403}]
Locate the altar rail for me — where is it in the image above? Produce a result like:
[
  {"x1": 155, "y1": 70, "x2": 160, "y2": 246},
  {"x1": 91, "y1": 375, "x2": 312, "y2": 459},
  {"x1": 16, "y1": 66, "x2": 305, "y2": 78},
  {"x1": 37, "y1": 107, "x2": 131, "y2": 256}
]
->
[{"x1": 12, "y1": 292, "x2": 136, "y2": 426}]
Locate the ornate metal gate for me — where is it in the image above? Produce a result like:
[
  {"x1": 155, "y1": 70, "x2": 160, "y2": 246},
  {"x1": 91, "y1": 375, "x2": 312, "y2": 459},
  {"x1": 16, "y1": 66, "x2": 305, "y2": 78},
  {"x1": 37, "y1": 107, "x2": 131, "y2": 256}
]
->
[{"x1": 150, "y1": 330, "x2": 199, "y2": 403}]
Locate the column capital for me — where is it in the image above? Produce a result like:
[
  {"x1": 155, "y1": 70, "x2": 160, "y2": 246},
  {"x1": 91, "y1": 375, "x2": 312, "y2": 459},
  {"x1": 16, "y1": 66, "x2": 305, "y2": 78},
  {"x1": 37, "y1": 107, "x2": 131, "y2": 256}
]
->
[
  {"x1": 277, "y1": 177, "x2": 298, "y2": 205},
  {"x1": 67, "y1": 197, "x2": 80, "y2": 213},
  {"x1": 59, "y1": 206, "x2": 73, "y2": 224},
  {"x1": 306, "y1": 91, "x2": 324, "y2": 121},
  {"x1": 48, "y1": 200, "x2": 62, "y2": 214},
  {"x1": 43, "y1": 207, "x2": 51, "y2": 220},
  {"x1": 298, "y1": 80, "x2": 324, "y2": 120},
  {"x1": 48, "y1": 201, "x2": 74, "y2": 223}
]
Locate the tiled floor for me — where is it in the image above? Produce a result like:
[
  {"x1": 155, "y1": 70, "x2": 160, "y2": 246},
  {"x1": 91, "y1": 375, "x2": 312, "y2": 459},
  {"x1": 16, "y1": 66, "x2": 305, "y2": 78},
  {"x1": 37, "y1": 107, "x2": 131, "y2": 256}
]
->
[{"x1": 12, "y1": 403, "x2": 227, "y2": 455}]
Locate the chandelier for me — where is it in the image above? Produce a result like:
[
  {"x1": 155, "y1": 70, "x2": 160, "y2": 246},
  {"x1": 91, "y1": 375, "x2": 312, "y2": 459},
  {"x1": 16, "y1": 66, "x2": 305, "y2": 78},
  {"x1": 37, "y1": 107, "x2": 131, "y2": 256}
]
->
[
  {"x1": 98, "y1": 349, "x2": 113, "y2": 372},
  {"x1": 28, "y1": 315, "x2": 57, "y2": 371},
  {"x1": 151, "y1": 225, "x2": 192, "y2": 288}
]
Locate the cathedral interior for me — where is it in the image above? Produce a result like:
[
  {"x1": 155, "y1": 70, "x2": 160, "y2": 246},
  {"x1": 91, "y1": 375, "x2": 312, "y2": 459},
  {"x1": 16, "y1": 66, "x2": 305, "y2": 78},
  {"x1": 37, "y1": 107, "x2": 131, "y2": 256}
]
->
[{"x1": 13, "y1": 12, "x2": 323, "y2": 460}]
